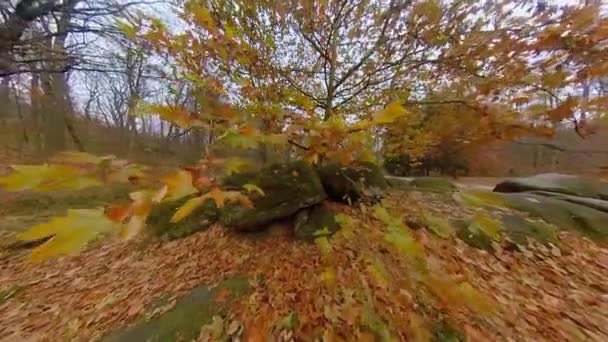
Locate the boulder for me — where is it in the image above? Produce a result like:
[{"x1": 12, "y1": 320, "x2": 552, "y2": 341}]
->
[
  {"x1": 502, "y1": 193, "x2": 608, "y2": 241},
  {"x1": 494, "y1": 173, "x2": 608, "y2": 200},
  {"x1": 317, "y1": 162, "x2": 388, "y2": 203},
  {"x1": 220, "y1": 161, "x2": 326, "y2": 232},
  {"x1": 147, "y1": 195, "x2": 219, "y2": 240},
  {"x1": 293, "y1": 204, "x2": 340, "y2": 241},
  {"x1": 410, "y1": 177, "x2": 457, "y2": 191},
  {"x1": 531, "y1": 191, "x2": 608, "y2": 213}
]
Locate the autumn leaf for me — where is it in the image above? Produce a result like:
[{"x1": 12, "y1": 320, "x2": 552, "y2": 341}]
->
[
  {"x1": 171, "y1": 195, "x2": 207, "y2": 223},
  {"x1": 373, "y1": 100, "x2": 410, "y2": 124},
  {"x1": 17, "y1": 208, "x2": 119, "y2": 262},
  {"x1": 224, "y1": 157, "x2": 254, "y2": 175},
  {"x1": 468, "y1": 212, "x2": 502, "y2": 241},
  {"x1": 547, "y1": 97, "x2": 577, "y2": 121},
  {"x1": 242, "y1": 183, "x2": 265, "y2": 196},
  {"x1": 220, "y1": 131, "x2": 259, "y2": 149},
  {"x1": 203, "y1": 187, "x2": 253, "y2": 208},
  {"x1": 121, "y1": 214, "x2": 147, "y2": 240},
  {"x1": 162, "y1": 170, "x2": 198, "y2": 201},
  {"x1": 0, "y1": 164, "x2": 101, "y2": 192}
]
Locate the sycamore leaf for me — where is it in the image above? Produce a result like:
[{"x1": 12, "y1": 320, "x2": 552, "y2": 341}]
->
[
  {"x1": 220, "y1": 131, "x2": 259, "y2": 149},
  {"x1": 0, "y1": 164, "x2": 101, "y2": 192},
  {"x1": 373, "y1": 100, "x2": 409, "y2": 124},
  {"x1": 120, "y1": 187, "x2": 167, "y2": 240},
  {"x1": 162, "y1": 170, "x2": 198, "y2": 201},
  {"x1": 242, "y1": 183, "x2": 265, "y2": 196},
  {"x1": 17, "y1": 208, "x2": 119, "y2": 262},
  {"x1": 224, "y1": 157, "x2": 254, "y2": 175},
  {"x1": 171, "y1": 195, "x2": 206, "y2": 223},
  {"x1": 201, "y1": 187, "x2": 253, "y2": 209}
]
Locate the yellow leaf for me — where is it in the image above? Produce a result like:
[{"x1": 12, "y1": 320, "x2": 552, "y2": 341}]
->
[
  {"x1": 468, "y1": 212, "x2": 502, "y2": 240},
  {"x1": 171, "y1": 195, "x2": 206, "y2": 223},
  {"x1": 162, "y1": 170, "x2": 198, "y2": 201},
  {"x1": 320, "y1": 268, "x2": 336, "y2": 284},
  {"x1": 0, "y1": 164, "x2": 101, "y2": 192},
  {"x1": 314, "y1": 236, "x2": 332, "y2": 255},
  {"x1": 120, "y1": 214, "x2": 147, "y2": 240},
  {"x1": 17, "y1": 209, "x2": 119, "y2": 262},
  {"x1": 242, "y1": 183, "x2": 265, "y2": 196},
  {"x1": 224, "y1": 157, "x2": 254, "y2": 175},
  {"x1": 373, "y1": 100, "x2": 409, "y2": 124},
  {"x1": 200, "y1": 187, "x2": 253, "y2": 209}
]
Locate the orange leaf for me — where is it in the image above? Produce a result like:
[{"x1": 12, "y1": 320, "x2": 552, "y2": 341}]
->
[
  {"x1": 547, "y1": 97, "x2": 577, "y2": 121},
  {"x1": 201, "y1": 187, "x2": 253, "y2": 208},
  {"x1": 105, "y1": 204, "x2": 132, "y2": 223}
]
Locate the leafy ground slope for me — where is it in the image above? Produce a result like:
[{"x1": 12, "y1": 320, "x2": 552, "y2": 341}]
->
[{"x1": 0, "y1": 187, "x2": 607, "y2": 341}]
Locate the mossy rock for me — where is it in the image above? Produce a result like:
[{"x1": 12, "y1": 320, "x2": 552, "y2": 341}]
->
[
  {"x1": 503, "y1": 193, "x2": 608, "y2": 241},
  {"x1": 501, "y1": 214, "x2": 559, "y2": 246},
  {"x1": 147, "y1": 195, "x2": 219, "y2": 240},
  {"x1": 410, "y1": 177, "x2": 457, "y2": 192},
  {"x1": 317, "y1": 162, "x2": 388, "y2": 204},
  {"x1": 293, "y1": 204, "x2": 340, "y2": 241},
  {"x1": 453, "y1": 218, "x2": 494, "y2": 251},
  {"x1": 494, "y1": 173, "x2": 608, "y2": 200},
  {"x1": 220, "y1": 161, "x2": 326, "y2": 232},
  {"x1": 103, "y1": 276, "x2": 249, "y2": 342}
]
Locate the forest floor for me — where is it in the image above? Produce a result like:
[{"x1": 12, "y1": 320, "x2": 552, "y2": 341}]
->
[{"x1": 0, "y1": 179, "x2": 607, "y2": 342}]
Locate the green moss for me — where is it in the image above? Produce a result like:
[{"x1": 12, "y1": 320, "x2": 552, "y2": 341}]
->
[
  {"x1": 147, "y1": 196, "x2": 219, "y2": 240},
  {"x1": 453, "y1": 218, "x2": 494, "y2": 251},
  {"x1": 504, "y1": 193, "x2": 608, "y2": 241},
  {"x1": 293, "y1": 205, "x2": 340, "y2": 241},
  {"x1": 221, "y1": 161, "x2": 326, "y2": 231},
  {"x1": 103, "y1": 276, "x2": 249, "y2": 342},
  {"x1": 318, "y1": 162, "x2": 388, "y2": 203},
  {"x1": 501, "y1": 215, "x2": 559, "y2": 246}
]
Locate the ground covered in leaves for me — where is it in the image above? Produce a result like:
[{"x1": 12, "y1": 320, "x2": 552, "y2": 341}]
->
[{"x1": 0, "y1": 188, "x2": 607, "y2": 341}]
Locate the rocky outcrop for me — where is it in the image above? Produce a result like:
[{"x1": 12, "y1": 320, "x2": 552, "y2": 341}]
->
[
  {"x1": 317, "y1": 162, "x2": 387, "y2": 203},
  {"x1": 220, "y1": 161, "x2": 327, "y2": 232},
  {"x1": 293, "y1": 204, "x2": 340, "y2": 241},
  {"x1": 494, "y1": 173, "x2": 608, "y2": 200}
]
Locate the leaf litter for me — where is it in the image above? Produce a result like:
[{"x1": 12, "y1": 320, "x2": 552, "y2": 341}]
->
[{"x1": 0, "y1": 189, "x2": 606, "y2": 341}]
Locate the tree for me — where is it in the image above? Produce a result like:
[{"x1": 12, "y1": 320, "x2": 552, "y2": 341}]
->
[{"x1": 1, "y1": 0, "x2": 608, "y2": 260}]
